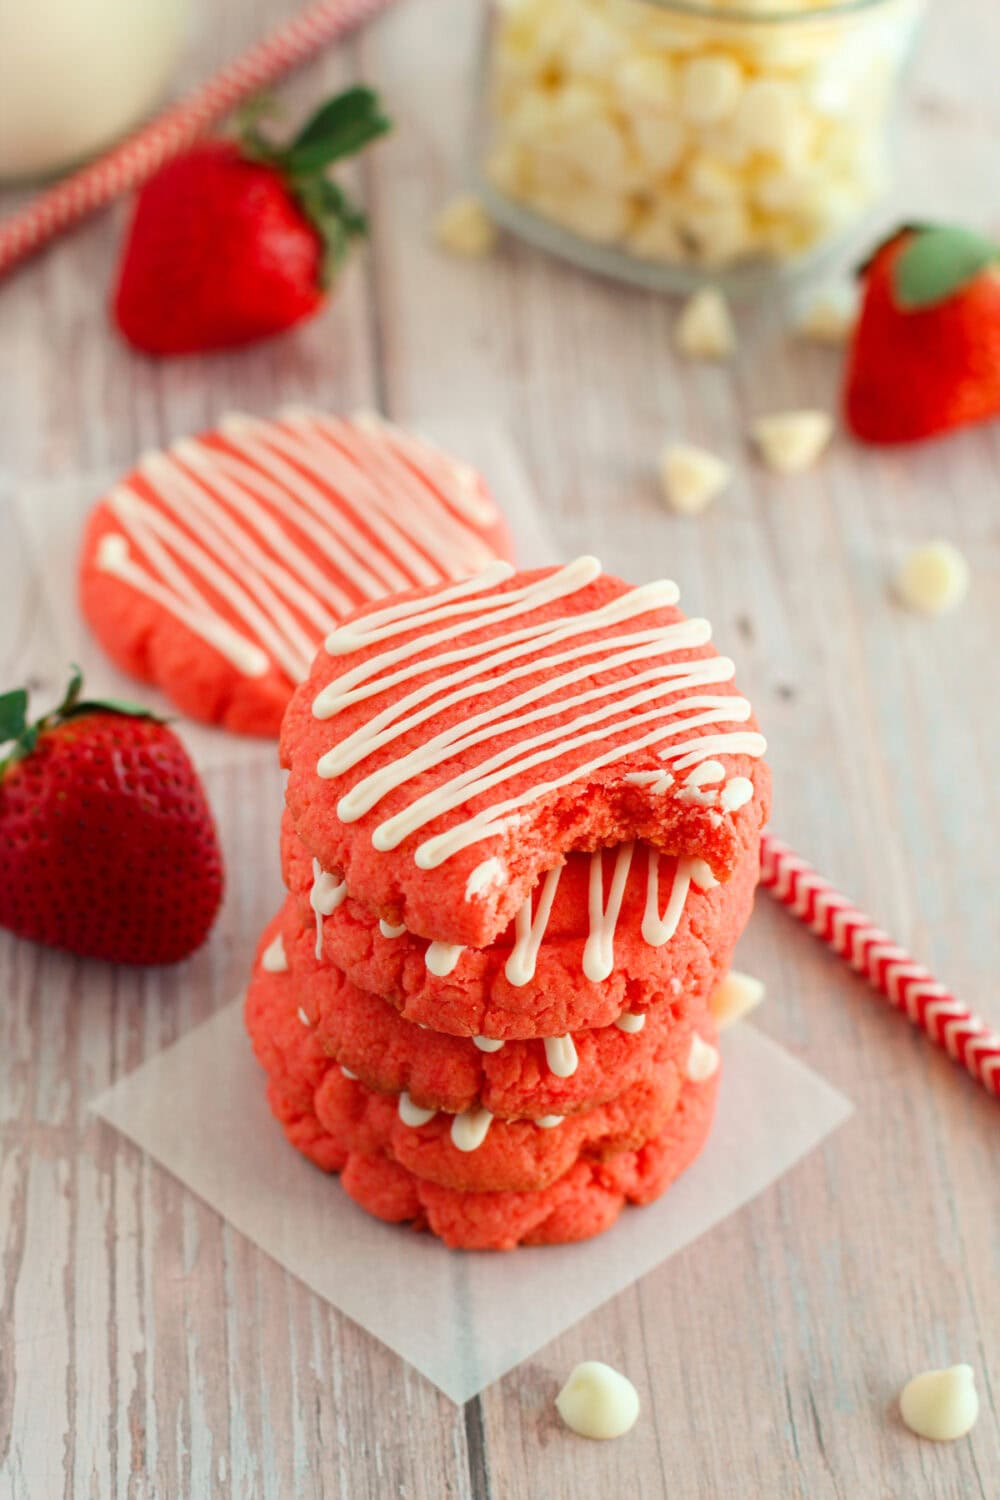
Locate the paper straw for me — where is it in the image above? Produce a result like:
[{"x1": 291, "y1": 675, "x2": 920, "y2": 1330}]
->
[
  {"x1": 0, "y1": 0, "x2": 395, "y2": 279},
  {"x1": 759, "y1": 832, "x2": 999, "y2": 1099}
]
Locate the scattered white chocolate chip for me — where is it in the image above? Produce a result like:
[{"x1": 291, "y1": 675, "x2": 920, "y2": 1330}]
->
[
  {"x1": 710, "y1": 970, "x2": 765, "y2": 1030},
  {"x1": 675, "y1": 286, "x2": 736, "y2": 361},
  {"x1": 895, "y1": 541, "x2": 970, "y2": 616},
  {"x1": 686, "y1": 1033, "x2": 720, "y2": 1082},
  {"x1": 900, "y1": 1365, "x2": 979, "y2": 1442},
  {"x1": 658, "y1": 443, "x2": 732, "y2": 516},
  {"x1": 434, "y1": 195, "x2": 497, "y2": 258},
  {"x1": 556, "y1": 1361, "x2": 640, "y2": 1441},
  {"x1": 751, "y1": 410, "x2": 833, "y2": 473},
  {"x1": 797, "y1": 282, "x2": 859, "y2": 344}
]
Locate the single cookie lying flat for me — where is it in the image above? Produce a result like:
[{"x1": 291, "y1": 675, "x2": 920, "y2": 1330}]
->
[
  {"x1": 281, "y1": 558, "x2": 769, "y2": 945},
  {"x1": 79, "y1": 409, "x2": 513, "y2": 735}
]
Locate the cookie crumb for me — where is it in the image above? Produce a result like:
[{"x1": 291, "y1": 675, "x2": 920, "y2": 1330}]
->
[
  {"x1": 434, "y1": 195, "x2": 497, "y2": 258},
  {"x1": 659, "y1": 443, "x2": 731, "y2": 514},
  {"x1": 751, "y1": 410, "x2": 832, "y2": 473},
  {"x1": 675, "y1": 286, "x2": 736, "y2": 360},
  {"x1": 556, "y1": 1361, "x2": 640, "y2": 1440},
  {"x1": 895, "y1": 541, "x2": 970, "y2": 615},
  {"x1": 900, "y1": 1365, "x2": 979, "y2": 1441}
]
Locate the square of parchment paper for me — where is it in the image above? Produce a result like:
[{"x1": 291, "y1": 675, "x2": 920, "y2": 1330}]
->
[
  {"x1": 10, "y1": 419, "x2": 556, "y2": 772},
  {"x1": 91, "y1": 1002, "x2": 851, "y2": 1404}
]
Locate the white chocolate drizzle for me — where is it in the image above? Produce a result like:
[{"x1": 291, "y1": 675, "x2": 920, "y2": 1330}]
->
[
  {"x1": 614, "y1": 1011, "x2": 646, "y2": 1034},
  {"x1": 398, "y1": 1091, "x2": 437, "y2": 1127},
  {"x1": 392, "y1": 1093, "x2": 566, "y2": 1144},
  {"x1": 262, "y1": 933, "x2": 288, "y2": 972},
  {"x1": 94, "y1": 410, "x2": 500, "y2": 682},
  {"x1": 424, "y1": 941, "x2": 464, "y2": 977},
  {"x1": 473, "y1": 1035, "x2": 505, "y2": 1053},
  {"x1": 310, "y1": 857, "x2": 346, "y2": 958},
  {"x1": 583, "y1": 842, "x2": 635, "y2": 982},
  {"x1": 686, "y1": 1035, "x2": 720, "y2": 1082},
  {"x1": 310, "y1": 557, "x2": 765, "y2": 871},
  {"x1": 450, "y1": 1107, "x2": 493, "y2": 1152},
  {"x1": 310, "y1": 833, "x2": 728, "y2": 992},
  {"x1": 642, "y1": 853, "x2": 716, "y2": 948},
  {"x1": 505, "y1": 866, "x2": 562, "y2": 986},
  {"x1": 544, "y1": 1034, "x2": 579, "y2": 1078}
]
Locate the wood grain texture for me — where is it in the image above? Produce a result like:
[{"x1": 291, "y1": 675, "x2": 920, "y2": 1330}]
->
[{"x1": 1, "y1": 0, "x2": 998, "y2": 1496}]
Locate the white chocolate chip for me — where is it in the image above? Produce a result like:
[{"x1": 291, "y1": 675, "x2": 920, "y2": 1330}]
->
[
  {"x1": 710, "y1": 970, "x2": 765, "y2": 1030},
  {"x1": 900, "y1": 1366, "x2": 979, "y2": 1442},
  {"x1": 895, "y1": 542, "x2": 970, "y2": 616},
  {"x1": 675, "y1": 286, "x2": 736, "y2": 360},
  {"x1": 751, "y1": 410, "x2": 833, "y2": 473},
  {"x1": 556, "y1": 1361, "x2": 640, "y2": 1440},
  {"x1": 658, "y1": 443, "x2": 732, "y2": 516},
  {"x1": 614, "y1": 52, "x2": 676, "y2": 115},
  {"x1": 686, "y1": 1033, "x2": 720, "y2": 1082},
  {"x1": 732, "y1": 77, "x2": 804, "y2": 156},
  {"x1": 797, "y1": 282, "x2": 859, "y2": 344},
  {"x1": 679, "y1": 55, "x2": 743, "y2": 126},
  {"x1": 434, "y1": 196, "x2": 497, "y2": 258}
]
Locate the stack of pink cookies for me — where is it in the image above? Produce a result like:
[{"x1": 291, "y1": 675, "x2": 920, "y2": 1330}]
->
[{"x1": 246, "y1": 557, "x2": 769, "y2": 1249}]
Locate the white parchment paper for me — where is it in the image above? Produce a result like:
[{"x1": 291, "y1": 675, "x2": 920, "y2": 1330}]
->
[
  {"x1": 91, "y1": 1001, "x2": 852, "y2": 1404},
  {"x1": 12, "y1": 419, "x2": 555, "y2": 771}
]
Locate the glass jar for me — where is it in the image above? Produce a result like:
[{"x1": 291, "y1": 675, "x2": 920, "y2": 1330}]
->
[{"x1": 475, "y1": 0, "x2": 926, "y2": 293}]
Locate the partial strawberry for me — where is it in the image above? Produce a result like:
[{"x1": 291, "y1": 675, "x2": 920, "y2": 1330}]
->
[
  {"x1": 845, "y1": 224, "x2": 1000, "y2": 444},
  {"x1": 0, "y1": 670, "x2": 224, "y2": 964},
  {"x1": 113, "y1": 86, "x2": 391, "y2": 356}
]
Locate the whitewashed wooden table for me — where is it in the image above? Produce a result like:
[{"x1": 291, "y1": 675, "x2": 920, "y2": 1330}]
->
[{"x1": 1, "y1": 2, "x2": 998, "y2": 1496}]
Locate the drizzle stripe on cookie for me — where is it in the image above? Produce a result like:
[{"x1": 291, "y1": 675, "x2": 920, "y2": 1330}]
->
[
  {"x1": 310, "y1": 558, "x2": 765, "y2": 869},
  {"x1": 316, "y1": 842, "x2": 717, "y2": 989},
  {"x1": 95, "y1": 412, "x2": 501, "y2": 684}
]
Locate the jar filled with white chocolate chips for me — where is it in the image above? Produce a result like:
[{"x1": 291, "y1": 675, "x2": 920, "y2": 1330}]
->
[{"x1": 477, "y1": 0, "x2": 926, "y2": 289}]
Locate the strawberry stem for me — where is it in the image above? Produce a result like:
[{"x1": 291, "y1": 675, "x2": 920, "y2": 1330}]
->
[
  {"x1": 238, "y1": 84, "x2": 391, "y2": 287},
  {"x1": 0, "y1": 668, "x2": 159, "y2": 774}
]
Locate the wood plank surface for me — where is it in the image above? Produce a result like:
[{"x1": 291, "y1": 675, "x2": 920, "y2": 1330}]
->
[{"x1": 1, "y1": 1, "x2": 998, "y2": 1496}]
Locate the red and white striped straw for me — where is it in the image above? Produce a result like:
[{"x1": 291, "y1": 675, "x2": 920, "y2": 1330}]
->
[
  {"x1": 759, "y1": 832, "x2": 1000, "y2": 1099},
  {"x1": 0, "y1": 0, "x2": 394, "y2": 280}
]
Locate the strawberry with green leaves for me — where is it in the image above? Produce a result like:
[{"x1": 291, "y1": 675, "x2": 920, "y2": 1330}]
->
[
  {"x1": 845, "y1": 224, "x2": 1000, "y2": 444},
  {"x1": 114, "y1": 86, "x2": 391, "y2": 356},
  {"x1": 0, "y1": 671, "x2": 224, "y2": 964}
]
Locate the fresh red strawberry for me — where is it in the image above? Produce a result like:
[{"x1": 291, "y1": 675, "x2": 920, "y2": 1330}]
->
[
  {"x1": 113, "y1": 86, "x2": 390, "y2": 355},
  {"x1": 0, "y1": 670, "x2": 224, "y2": 964},
  {"x1": 845, "y1": 223, "x2": 1000, "y2": 444}
]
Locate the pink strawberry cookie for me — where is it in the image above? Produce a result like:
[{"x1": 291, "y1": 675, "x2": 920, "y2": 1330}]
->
[
  {"x1": 281, "y1": 558, "x2": 769, "y2": 945},
  {"x1": 79, "y1": 410, "x2": 513, "y2": 736}
]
